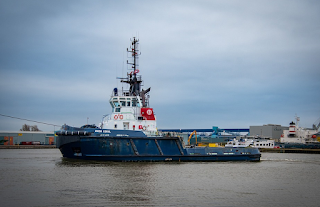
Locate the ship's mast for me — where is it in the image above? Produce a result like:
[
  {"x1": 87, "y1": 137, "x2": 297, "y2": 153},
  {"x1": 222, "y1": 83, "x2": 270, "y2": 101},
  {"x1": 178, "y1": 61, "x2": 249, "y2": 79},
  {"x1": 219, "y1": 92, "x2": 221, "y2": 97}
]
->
[
  {"x1": 117, "y1": 37, "x2": 151, "y2": 107},
  {"x1": 121, "y1": 37, "x2": 142, "y2": 96}
]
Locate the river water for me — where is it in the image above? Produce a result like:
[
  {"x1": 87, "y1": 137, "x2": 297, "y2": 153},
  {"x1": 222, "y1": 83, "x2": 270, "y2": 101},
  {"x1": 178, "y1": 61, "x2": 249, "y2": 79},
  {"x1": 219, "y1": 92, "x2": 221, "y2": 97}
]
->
[{"x1": 0, "y1": 149, "x2": 319, "y2": 207}]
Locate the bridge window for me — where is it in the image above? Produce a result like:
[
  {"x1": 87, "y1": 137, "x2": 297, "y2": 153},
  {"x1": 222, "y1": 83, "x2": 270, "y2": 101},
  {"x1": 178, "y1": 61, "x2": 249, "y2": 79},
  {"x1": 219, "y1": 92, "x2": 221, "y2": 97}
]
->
[{"x1": 132, "y1": 98, "x2": 137, "y2": 107}]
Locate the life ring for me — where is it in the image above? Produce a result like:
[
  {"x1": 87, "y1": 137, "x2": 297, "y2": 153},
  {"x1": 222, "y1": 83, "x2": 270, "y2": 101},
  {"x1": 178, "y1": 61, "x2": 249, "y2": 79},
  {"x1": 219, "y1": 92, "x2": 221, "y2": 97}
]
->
[
  {"x1": 114, "y1": 115, "x2": 118, "y2": 120},
  {"x1": 143, "y1": 126, "x2": 147, "y2": 131},
  {"x1": 119, "y1": 114, "x2": 123, "y2": 120},
  {"x1": 146, "y1": 109, "x2": 152, "y2": 115}
]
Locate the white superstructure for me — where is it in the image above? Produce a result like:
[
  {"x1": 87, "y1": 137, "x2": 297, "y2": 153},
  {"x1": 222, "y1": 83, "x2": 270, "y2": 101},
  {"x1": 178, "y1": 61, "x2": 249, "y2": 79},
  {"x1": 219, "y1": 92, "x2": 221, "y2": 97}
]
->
[
  {"x1": 225, "y1": 137, "x2": 275, "y2": 148},
  {"x1": 99, "y1": 37, "x2": 157, "y2": 136},
  {"x1": 280, "y1": 116, "x2": 319, "y2": 144}
]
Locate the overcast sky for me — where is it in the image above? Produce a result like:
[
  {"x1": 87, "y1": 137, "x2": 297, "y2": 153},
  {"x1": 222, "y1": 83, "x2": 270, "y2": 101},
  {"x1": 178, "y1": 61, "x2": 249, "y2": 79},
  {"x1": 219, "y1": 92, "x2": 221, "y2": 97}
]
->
[{"x1": 1, "y1": 0, "x2": 319, "y2": 132}]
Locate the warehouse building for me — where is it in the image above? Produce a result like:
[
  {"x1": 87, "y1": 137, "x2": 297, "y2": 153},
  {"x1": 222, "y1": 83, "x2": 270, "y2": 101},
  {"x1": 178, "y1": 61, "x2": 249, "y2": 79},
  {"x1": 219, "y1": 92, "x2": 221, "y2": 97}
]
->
[
  {"x1": 249, "y1": 124, "x2": 289, "y2": 142},
  {"x1": 0, "y1": 131, "x2": 55, "y2": 145}
]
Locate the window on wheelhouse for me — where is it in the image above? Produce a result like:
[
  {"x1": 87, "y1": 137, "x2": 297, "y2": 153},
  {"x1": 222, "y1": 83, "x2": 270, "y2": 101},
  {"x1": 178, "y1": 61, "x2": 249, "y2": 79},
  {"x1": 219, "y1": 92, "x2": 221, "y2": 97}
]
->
[
  {"x1": 132, "y1": 98, "x2": 137, "y2": 107},
  {"x1": 113, "y1": 101, "x2": 120, "y2": 107},
  {"x1": 120, "y1": 98, "x2": 125, "y2": 107}
]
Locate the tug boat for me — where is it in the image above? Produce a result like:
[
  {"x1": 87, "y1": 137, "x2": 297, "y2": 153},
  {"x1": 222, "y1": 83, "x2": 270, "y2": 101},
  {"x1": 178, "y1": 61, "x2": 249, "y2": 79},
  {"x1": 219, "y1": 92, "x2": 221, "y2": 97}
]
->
[{"x1": 56, "y1": 37, "x2": 261, "y2": 161}]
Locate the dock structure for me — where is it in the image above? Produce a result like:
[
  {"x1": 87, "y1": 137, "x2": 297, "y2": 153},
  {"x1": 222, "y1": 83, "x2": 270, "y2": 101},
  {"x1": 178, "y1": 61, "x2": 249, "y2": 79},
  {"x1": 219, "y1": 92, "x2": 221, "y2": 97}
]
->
[
  {"x1": 158, "y1": 128, "x2": 249, "y2": 133},
  {"x1": 260, "y1": 148, "x2": 320, "y2": 154}
]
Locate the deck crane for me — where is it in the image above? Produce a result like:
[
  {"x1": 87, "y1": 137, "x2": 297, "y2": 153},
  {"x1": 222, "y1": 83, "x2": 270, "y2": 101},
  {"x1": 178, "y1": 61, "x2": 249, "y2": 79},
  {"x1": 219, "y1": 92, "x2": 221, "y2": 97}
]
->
[
  {"x1": 312, "y1": 117, "x2": 320, "y2": 130},
  {"x1": 188, "y1": 130, "x2": 197, "y2": 145}
]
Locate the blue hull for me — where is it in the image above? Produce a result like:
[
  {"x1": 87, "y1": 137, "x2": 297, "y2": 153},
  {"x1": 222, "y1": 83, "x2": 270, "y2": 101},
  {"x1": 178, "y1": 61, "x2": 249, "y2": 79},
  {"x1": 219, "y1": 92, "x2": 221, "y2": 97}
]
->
[
  {"x1": 60, "y1": 154, "x2": 260, "y2": 162},
  {"x1": 56, "y1": 128, "x2": 260, "y2": 162}
]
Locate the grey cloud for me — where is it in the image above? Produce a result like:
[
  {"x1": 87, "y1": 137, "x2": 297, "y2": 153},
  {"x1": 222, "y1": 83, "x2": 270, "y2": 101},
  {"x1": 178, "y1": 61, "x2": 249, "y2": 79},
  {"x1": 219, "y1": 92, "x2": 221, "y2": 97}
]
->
[{"x1": 1, "y1": 0, "x2": 320, "y2": 131}]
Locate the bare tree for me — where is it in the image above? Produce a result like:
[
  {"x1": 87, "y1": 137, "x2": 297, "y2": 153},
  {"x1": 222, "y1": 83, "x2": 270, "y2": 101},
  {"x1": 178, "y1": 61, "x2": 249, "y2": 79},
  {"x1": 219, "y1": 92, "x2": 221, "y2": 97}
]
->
[
  {"x1": 20, "y1": 124, "x2": 30, "y2": 131},
  {"x1": 31, "y1": 125, "x2": 40, "y2": 131},
  {"x1": 20, "y1": 124, "x2": 41, "y2": 131}
]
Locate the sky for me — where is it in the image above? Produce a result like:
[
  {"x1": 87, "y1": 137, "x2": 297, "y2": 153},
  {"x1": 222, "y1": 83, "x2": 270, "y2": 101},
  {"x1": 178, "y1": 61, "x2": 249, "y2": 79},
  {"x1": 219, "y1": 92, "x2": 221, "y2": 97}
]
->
[{"x1": 0, "y1": 0, "x2": 320, "y2": 132}]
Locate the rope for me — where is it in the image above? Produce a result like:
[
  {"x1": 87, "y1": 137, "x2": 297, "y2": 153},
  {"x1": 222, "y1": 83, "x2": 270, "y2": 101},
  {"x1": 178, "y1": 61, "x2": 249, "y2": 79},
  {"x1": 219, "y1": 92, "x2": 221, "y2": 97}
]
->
[{"x1": 0, "y1": 114, "x2": 61, "y2": 127}]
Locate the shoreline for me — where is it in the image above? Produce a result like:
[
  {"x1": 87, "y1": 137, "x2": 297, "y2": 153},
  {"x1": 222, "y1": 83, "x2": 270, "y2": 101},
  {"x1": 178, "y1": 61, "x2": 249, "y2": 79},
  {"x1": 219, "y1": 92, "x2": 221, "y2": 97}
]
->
[
  {"x1": 0, "y1": 145, "x2": 57, "y2": 149},
  {"x1": 260, "y1": 148, "x2": 320, "y2": 154}
]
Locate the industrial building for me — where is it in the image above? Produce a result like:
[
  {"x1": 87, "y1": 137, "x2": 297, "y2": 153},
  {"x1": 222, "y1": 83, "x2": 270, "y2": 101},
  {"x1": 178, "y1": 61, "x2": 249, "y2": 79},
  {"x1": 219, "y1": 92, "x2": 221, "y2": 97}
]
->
[
  {"x1": 249, "y1": 124, "x2": 289, "y2": 142},
  {"x1": 0, "y1": 131, "x2": 55, "y2": 145}
]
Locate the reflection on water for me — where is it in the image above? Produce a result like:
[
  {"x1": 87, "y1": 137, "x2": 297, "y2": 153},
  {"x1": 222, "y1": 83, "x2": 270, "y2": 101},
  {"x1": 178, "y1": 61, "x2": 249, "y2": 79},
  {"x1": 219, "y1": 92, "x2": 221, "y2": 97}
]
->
[
  {"x1": 0, "y1": 149, "x2": 319, "y2": 207},
  {"x1": 57, "y1": 158, "x2": 158, "y2": 205}
]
